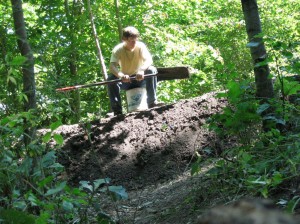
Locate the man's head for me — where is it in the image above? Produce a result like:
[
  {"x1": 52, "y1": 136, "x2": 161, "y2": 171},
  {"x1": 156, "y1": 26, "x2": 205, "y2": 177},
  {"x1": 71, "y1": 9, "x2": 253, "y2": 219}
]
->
[
  {"x1": 122, "y1": 26, "x2": 140, "y2": 39},
  {"x1": 122, "y1": 26, "x2": 140, "y2": 51}
]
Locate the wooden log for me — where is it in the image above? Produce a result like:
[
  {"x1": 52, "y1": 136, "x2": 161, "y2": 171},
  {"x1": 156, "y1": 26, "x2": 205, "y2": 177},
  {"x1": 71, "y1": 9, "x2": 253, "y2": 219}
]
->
[
  {"x1": 56, "y1": 66, "x2": 190, "y2": 92},
  {"x1": 157, "y1": 66, "x2": 190, "y2": 81}
]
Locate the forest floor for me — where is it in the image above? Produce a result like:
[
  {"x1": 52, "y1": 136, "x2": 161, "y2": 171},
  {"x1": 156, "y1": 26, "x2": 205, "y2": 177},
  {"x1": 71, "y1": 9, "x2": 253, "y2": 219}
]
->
[{"x1": 54, "y1": 92, "x2": 300, "y2": 224}]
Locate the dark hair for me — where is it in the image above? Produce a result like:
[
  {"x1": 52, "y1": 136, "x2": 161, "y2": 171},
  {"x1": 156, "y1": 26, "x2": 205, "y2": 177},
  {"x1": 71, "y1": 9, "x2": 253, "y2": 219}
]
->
[{"x1": 122, "y1": 26, "x2": 140, "y2": 39}]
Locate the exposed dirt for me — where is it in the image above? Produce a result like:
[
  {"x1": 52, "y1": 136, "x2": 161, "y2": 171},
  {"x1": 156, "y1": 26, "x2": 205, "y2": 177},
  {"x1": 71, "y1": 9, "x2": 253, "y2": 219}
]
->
[
  {"x1": 57, "y1": 92, "x2": 226, "y2": 189},
  {"x1": 52, "y1": 92, "x2": 228, "y2": 223},
  {"x1": 52, "y1": 92, "x2": 300, "y2": 223}
]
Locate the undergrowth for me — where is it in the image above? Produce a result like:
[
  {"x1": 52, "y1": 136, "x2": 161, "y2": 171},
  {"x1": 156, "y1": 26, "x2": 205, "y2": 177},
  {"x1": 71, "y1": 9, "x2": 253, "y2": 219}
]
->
[
  {"x1": 191, "y1": 39, "x2": 300, "y2": 213},
  {"x1": 0, "y1": 114, "x2": 127, "y2": 223}
]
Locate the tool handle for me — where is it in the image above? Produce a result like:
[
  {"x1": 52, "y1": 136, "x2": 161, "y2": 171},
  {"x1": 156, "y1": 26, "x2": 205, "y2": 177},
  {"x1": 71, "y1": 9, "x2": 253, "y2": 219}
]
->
[
  {"x1": 56, "y1": 73, "x2": 157, "y2": 92},
  {"x1": 56, "y1": 86, "x2": 78, "y2": 92}
]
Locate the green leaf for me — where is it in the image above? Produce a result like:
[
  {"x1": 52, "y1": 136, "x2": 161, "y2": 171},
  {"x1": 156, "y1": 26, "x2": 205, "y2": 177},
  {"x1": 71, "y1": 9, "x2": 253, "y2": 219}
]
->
[
  {"x1": 241, "y1": 152, "x2": 252, "y2": 163},
  {"x1": 62, "y1": 200, "x2": 74, "y2": 212},
  {"x1": 53, "y1": 134, "x2": 64, "y2": 145},
  {"x1": 263, "y1": 115, "x2": 286, "y2": 125},
  {"x1": 282, "y1": 80, "x2": 300, "y2": 95},
  {"x1": 256, "y1": 103, "x2": 270, "y2": 115},
  {"x1": 108, "y1": 186, "x2": 128, "y2": 200},
  {"x1": 35, "y1": 211, "x2": 50, "y2": 224},
  {"x1": 71, "y1": 188, "x2": 87, "y2": 196},
  {"x1": 10, "y1": 56, "x2": 27, "y2": 66},
  {"x1": 248, "y1": 177, "x2": 267, "y2": 185},
  {"x1": 13, "y1": 201, "x2": 27, "y2": 210},
  {"x1": 261, "y1": 187, "x2": 269, "y2": 198},
  {"x1": 42, "y1": 151, "x2": 56, "y2": 167},
  {"x1": 7, "y1": 76, "x2": 17, "y2": 85},
  {"x1": 45, "y1": 181, "x2": 66, "y2": 196},
  {"x1": 18, "y1": 157, "x2": 33, "y2": 176},
  {"x1": 20, "y1": 93, "x2": 28, "y2": 102},
  {"x1": 0, "y1": 117, "x2": 10, "y2": 126},
  {"x1": 272, "y1": 172, "x2": 283, "y2": 187},
  {"x1": 191, "y1": 162, "x2": 200, "y2": 176},
  {"x1": 27, "y1": 193, "x2": 39, "y2": 206},
  {"x1": 254, "y1": 60, "x2": 269, "y2": 68},
  {"x1": 246, "y1": 41, "x2": 260, "y2": 48},
  {"x1": 42, "y1": 132, "x2": 51, "y2": 143},
  {"x1": 49, "y1": 163, "x2": 64, "y2": 170},
  {"x1": 94, "y1": 178, "x2": 110, "y2": 191},
  {"x1": 286, "y1": 196, "x2": 300, "y2": 214},
  {"x1": 80, "y1": 181, "x2": 93, "y2": 192},
  {"x1": 38, "y1": 175, "x2": 54, "y2": 188},
  {"x1": 282, "y1": 51, "x2": 293, "y2": 59},
  {"x1": 50, "y1": 120, "x2": 62, "y2": 131}
]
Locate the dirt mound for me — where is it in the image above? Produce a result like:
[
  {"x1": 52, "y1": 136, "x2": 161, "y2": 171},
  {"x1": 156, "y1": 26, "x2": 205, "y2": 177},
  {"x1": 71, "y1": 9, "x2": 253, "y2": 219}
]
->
[
  {"x1": 57, "y1": 93, "x2": 226, "y2": 189},
  {"x1": 52, "y1": 92, "x2": 300, "y2": 223},
  {"x1": 52, "y1": 93, "x2": 233, "y2": 223}
]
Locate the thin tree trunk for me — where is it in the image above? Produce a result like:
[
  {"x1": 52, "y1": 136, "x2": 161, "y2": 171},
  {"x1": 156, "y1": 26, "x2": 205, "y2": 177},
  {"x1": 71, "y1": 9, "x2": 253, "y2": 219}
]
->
[
  {"x1": 86, "y1": 0, "x2": 108, "y2": 80},
  {"x1": 114, "y1": 0, "x2": 123, "y2": 42},
  {"x1": 241, "y1": 0, "x2": 274, "y2": 99},
  {"x1": 11, "y1": 0, "x2": 36, "y2": 110},
  {"x1": 11, "y1": 0, "x2": 36, "y2": 145},
  {"x1": 64, "y1": 0, "x2": 81, "y2": 123}
]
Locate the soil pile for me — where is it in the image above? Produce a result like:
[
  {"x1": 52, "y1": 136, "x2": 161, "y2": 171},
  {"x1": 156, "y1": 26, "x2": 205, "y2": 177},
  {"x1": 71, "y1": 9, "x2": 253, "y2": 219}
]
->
[
  {"x1": 57, "y1": 92, "x2": 226, "y2": 190},
  {"x1": 52, "y1": 92, "x2": 300, "y2": 223},
  {"x1": 53, "y1": 92, "x2": 231, "y2": 223}
]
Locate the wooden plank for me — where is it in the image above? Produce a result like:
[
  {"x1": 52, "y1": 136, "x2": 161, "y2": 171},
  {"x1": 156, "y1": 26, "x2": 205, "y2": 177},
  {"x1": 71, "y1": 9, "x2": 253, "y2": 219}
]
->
[{"x1": 157, "y1": 66, "x2": 190, "y2": 81}]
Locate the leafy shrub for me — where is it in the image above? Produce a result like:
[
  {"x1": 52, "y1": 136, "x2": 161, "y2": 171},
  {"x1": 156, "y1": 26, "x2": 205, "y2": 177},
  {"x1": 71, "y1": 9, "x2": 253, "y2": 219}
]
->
[
  {"x1": 0, "y1": 112, "x2": 127, "y2": 223},
  {"x1": 192, "y1": 38, "x2": 300, "y2": 209}
]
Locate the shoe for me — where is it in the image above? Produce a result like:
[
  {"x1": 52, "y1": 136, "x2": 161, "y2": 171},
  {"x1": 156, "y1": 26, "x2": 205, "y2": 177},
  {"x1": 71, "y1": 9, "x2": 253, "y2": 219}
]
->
[
  {"x1": 114, "y1": 110, "x2": 123, "y2": 116},
  {"x1": 148, "y1": 102, "x2": 165, "y2": 108},
  {"x1": 106, "y1": 110, "x2": 123, "y2": 117}
]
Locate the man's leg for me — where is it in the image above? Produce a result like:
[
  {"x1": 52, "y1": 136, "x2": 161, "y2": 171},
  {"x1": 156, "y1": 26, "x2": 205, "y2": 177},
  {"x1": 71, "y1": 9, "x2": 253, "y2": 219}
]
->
[
  {"x1": 145, "y1": 66, "x2": 158, "y2": 106},
  {"x1": 107, "y1": 74, "x2": 123, "y2": 114}
]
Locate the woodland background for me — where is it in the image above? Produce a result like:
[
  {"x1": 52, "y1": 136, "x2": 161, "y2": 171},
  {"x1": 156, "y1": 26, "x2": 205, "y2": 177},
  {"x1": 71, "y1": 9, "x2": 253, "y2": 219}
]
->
[
  {"x1": 0, "y1": 0, "x2": 300, "y2": 223},
  {"x1": 2, "y1": 0, "x2": 298, "y2": 125}
]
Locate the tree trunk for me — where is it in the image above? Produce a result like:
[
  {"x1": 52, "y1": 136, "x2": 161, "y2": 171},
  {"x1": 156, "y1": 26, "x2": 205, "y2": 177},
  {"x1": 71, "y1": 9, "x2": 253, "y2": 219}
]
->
[
  {"x1": 114, "y1": 0, "x2": 123, "y2": 42},
  {"x1": 241, "y1": 0, "x2": 274, "y2": 99},
  {"x1": 11, "y1": 0, "x2": 36, "y2": 145},
  {"x1": 86, "y1": 0, "x2": 108, "y2": 80},
  {"x1": 64, "y1": 0, "x2": 81, "y2": 123},
  {"x1": 11, "y1": 0, "x2": 36, "y2": 111}
]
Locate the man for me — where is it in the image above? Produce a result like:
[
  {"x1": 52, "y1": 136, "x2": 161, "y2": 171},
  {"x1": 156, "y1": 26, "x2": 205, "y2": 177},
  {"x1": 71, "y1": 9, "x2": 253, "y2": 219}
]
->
[{"x1": 107, "y1": 26, "x2": 160, "y2": 115}]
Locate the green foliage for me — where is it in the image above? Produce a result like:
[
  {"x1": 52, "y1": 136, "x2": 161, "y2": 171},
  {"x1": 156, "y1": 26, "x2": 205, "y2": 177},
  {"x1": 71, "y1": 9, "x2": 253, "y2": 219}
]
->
[
  {"x1": 2, "y1": 0, "x2": 298, "y2": 123},
  {"x1": 209, "y1": 80, "x2": 261, "y2": 143},
  {"x1": 192, "y1": 35, "x2": 300, "y2": 207},
  {"x1": 0, "y1": 112, "x2": 126, "y2": 223},
  {"x1": 2, "y1": 0, "x2": 253, "y2": 123},
  {"x1": 0, "y1": 209, "x2": 35, "y2": 224},
  {"x1": 1, "y1": 0, "x2": 300, "y2": 220}
]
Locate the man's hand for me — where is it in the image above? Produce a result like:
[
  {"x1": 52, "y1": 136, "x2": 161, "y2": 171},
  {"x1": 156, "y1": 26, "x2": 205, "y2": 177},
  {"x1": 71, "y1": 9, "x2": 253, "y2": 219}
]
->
[
  {"x1": 136, "y1": 70, "x2": 145, "y2": 81},
  {"x1": 120, "y1": 74, "x2": 131, "y2": 83}
]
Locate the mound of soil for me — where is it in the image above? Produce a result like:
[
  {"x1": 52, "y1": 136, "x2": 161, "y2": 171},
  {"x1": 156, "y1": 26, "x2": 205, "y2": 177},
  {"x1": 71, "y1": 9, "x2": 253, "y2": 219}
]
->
[
  {"x1": 57, "y1": 93, "x2": 226, "y2": 190},
  {"x1": 50, "y1": 92, "x2": 300, "y2": 223},
  {"x1": 51, "y1": 93, "x2": 231, "y2": 223}
]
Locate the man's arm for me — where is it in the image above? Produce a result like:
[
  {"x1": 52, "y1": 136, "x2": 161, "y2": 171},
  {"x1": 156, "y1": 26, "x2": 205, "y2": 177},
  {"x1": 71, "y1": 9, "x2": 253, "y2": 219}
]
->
[
  {"x1": 138, "y1": 58, "x2": 153, "y2": 73},
  {"x1": 135, "y1": 47, "x2": 153, "y2": 81},
  {"x1": 109, "y1": 62, "x2": 123, "y2": 78},
  {"x1": 109, "y1": 62, "x2": 131, "y2": 82},
  {"x1": 138, "y1": 45, "x2": 153, "y2": 73}
]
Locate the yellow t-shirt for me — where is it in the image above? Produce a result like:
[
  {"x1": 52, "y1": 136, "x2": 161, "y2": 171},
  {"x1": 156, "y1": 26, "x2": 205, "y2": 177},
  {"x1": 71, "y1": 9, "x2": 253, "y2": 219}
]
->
[{"x1": 110, "y1": 41, "x2": 153, "y2": 75}]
